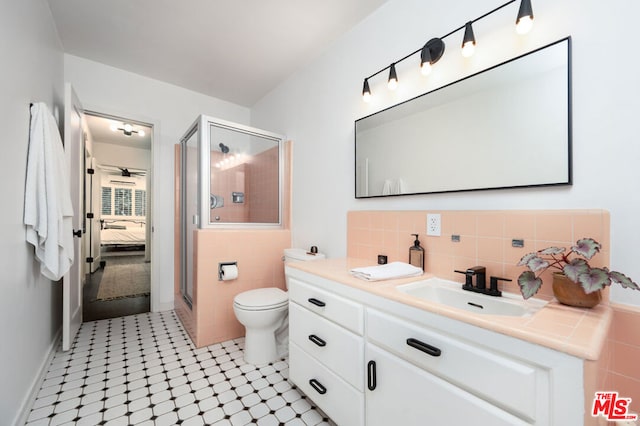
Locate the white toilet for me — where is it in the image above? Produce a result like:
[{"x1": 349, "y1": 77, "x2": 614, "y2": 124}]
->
[{"x1": 233, "y1": 248, "x2": 324, "y2": 365}]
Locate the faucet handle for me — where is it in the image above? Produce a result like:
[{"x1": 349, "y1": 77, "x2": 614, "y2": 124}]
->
[
  {"x1": 454, "y1": 269, "x2": 474, "y2": 290},
  {"x1": 488, "y1": 276, "x2": 512, "y2": 297}
]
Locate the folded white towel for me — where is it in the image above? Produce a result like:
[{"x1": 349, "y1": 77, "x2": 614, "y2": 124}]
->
[
  {"x1": 350, "y1": 262, "x2": 423, "y2": 281},
  {"x1": 24, "y1": 102, "x2": 74, "y2": 281}
]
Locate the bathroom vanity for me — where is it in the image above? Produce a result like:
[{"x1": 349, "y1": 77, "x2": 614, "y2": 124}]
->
[{"x1": 286, "y1": 258, "x2": 611, "y2": 426}]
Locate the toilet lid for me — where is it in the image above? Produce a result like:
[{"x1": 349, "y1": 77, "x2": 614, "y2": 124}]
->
[{"x1": 234, "y1": 288, "x2": 288, "y2": 310}]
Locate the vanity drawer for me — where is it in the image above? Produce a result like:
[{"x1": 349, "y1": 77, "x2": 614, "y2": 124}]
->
[
  {"x1": 289, "y1": 302, "x2": 364, "y2": 390},
  {"x1": 366, "y1": 309, "x2": 539, "y2": 422},
  {"x1": 289, "y1": 342, "x2": 364, "y2": 426},
  {"x1": 288, "y1": 278, "x2": 364, "y2": 335}
]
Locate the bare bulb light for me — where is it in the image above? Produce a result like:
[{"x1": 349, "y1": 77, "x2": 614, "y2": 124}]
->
[
  {"x1": 516, "y1": 0, "x2": 534, "y2": 35},
  {"x1": 362, "y1": 78, "x2": 371, "y2": 102},
  {"x1": 138, "y1": 130, "x2": 146, "y2": 137},
  {"x1": 420, "y1": 62, "x2": 432, "y2": 76},
  {"x1": 387, "y1": 64, "x2": 398, "y2": 91},
  {"x1": 461, "y1": 22, "x2": 476, "y2": 58},
  {"x1": 516, "y1": 15, "x2": 533, "y2": 34}
]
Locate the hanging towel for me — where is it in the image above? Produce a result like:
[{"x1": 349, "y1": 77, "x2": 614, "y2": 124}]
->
[
  {"x1": 350, "y1": 262, "x2": 423, "y2": 281},
  {"x1": 24, "y1": 102, "x2": 74, "y2": 281}
]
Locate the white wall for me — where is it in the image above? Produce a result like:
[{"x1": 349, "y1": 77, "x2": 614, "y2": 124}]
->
[
  {"x1": 64, "y1": 55, "x2": 251, "y2": 311},
  {"x1": 0, "y1": 1, "x2": 64, "y2": 423},
  {"x1": 93, "y1": 141, "x2": 151, "y2": 172},
  {"x1": 251, "y1": 0, "x2": 640, "y2": 307}
]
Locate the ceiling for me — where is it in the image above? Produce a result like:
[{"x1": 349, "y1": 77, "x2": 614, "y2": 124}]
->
[{"x1": 47, "y1": 0, "x2": 388, "y2": 107}]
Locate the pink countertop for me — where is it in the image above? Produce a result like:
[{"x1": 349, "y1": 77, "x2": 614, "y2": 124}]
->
[{"x1": 288, "y1": 258, "x2": 611, "y2": 361}]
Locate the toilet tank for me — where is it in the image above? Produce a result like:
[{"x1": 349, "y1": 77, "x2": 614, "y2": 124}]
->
[
  {"x1": 284, "y1": 248, "x2": 325, "y2": 263},
  {"x1": 284, "y1": 248, "x2": 325, "y2": 288}
]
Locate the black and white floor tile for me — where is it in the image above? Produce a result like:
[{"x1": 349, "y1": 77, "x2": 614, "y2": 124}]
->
[{"x1": 26, "y1": 311, "x2": 335, "y2": 426}]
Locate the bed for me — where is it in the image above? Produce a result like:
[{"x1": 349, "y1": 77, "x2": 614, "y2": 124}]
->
[{"x1": 100, "y1": 220, "x2": 146, "y2": 246}]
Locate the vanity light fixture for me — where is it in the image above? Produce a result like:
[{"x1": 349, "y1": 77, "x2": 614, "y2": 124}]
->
[
  {"x1": 461, "y1": 22, "x2": 476, "y2": 58},
  {"x1": 387, "y1": 63, "x2": 398, "y2": 90},
  {"x1": 110, "y1": 122, "x2": 145, "y2": 137},
  {"x1": 360, "y1": 0, "x2": 534, "y2": 101},
  {"x1": 516, "y1": 0, "x2": 534, "y2": 34},
  {"x1": 362, "y1": 78, "x2": 372, "y2": 102}
]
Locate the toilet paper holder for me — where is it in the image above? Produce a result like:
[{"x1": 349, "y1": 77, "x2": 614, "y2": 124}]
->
[{"x1": 218, "y1": 261, "x2": 238, "y2": 281}]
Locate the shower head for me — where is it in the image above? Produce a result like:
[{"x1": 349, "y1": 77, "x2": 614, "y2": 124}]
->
[{"x1": 219, "y1": 143, "x2": 230, "y2": 153}]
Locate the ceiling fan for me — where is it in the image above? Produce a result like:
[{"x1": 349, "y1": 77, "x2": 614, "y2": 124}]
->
[{"x1": 100, "y1": 165, "x2": 146, "y2": 177}]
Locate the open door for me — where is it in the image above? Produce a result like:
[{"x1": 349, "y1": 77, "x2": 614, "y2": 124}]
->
[{"x1": 62, "y1": 84, "x2": 85, "y2": 351}]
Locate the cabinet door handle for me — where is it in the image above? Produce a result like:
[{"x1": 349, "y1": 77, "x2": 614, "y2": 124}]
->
[
  {"x1": 367, "y1": 360, "x2": 377, "y2": 391},
  {"x1": 406, "y1": 338, "x2": 442, "y2": 357},
  {"x1": 309, "y1": 379, "x2": 327, "y2": 395},
  {"x1": 307, "y1": 298, "x2": 326, "y2": 307},
  {"x1": 308, "y1": 334, "x2": 326, "y2": 347}
]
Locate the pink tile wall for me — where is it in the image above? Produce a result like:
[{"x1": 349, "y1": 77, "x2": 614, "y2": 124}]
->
[
  {"x1": 247, "y1": 147, "x2": 280, "y2": 223},
  {"x1": 210, "y1": 152, "x2": 248, "y2": 223},
  {"x1": 607, "y1": 304, "x2": 640, "y2": 417},
  {"x1": 193, "y1": 229, "x2": 291, "y2": 347},
  {"x1": 347, "y1": 210, "x2": 610, "y2": 300}
]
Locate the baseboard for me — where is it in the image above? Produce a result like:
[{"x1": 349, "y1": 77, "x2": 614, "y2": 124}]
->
[
  {"x1": 13, "y1": 326, "x2": 62, "y2": 426},
  {"x1": 155, "y1": 300, "x2": 175, "y2": 312}
]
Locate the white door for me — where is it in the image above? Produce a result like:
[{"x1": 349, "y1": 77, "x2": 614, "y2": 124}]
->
[{"x1": 62, "y1": 84, "x2": 85, "y2": 351}]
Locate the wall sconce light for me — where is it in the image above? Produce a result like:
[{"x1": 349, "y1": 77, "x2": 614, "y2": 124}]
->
[
  {"x1": 362, "y1": 78, "x2": 372, "y2": 102},
  {"x1": 360, "y1": 0, "x2": 534, "y2": 101},
  {"x1": 110, "y1": 122, "x2": 145, "y2": 137},
  {"x1": 516, "y1": 0, "x2": 534, "y2": 34},
  {"x1": 420, "y1": 38, "x2": 445, "y2": 76},
  {"x1": 387, "y1": 63, "x2": 398, "y2": 90},
  {"x1": 461, "y1": 22, "x2": 476, "y2": 58}
]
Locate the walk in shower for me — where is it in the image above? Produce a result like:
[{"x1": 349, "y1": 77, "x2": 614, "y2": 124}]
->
[{"x1": 178, "y1": 116, "x2": 284, "y2": 308}]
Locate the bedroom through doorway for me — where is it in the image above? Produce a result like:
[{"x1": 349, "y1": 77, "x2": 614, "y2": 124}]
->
[{"x1": 83, "y1": 112, "x2": 153, "y2": 321}]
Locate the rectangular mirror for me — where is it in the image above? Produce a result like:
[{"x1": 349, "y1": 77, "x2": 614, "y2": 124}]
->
[{"x1": 355, "y1": 37, "x2": 572, "y2": 197}]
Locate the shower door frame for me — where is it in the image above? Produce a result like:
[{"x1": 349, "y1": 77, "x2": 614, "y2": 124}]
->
[{"x1": 179, "y1": 115, "x2": 285, "y2": 309}]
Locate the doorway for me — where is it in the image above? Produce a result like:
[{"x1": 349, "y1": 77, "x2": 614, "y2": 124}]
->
[{"x1": 82, "y1": 112, "x2": 152, "y2": 321}]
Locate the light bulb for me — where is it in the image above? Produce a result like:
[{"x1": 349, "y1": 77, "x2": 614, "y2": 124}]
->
[
  {"x1": 138, "y1": 130, "x2": 145, "y2": 137},
  {"x1": 387, "y1": 64, "x2": 398, "y2": 91},
  {"x1": 516, "y1": 16, "x2": 533, "y2": 34},
  {"x1": 461, "y1": 41, "x2": 475, "y2": 58},
  {"x1": 110, "y1": 123, "x2": 118, "y2": 132},
  {"x1": 123, "y1": 123, "x2": 133, "y2": 133},
  {"x1": 363, "y1": 92, "x2": 371, "y2": 103},
  {"x1": 421, "y1": 62, "x2": 432, "y2": 76}
]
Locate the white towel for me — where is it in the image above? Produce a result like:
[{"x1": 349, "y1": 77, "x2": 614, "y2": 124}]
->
[
  {"x1": 381, "y1": 178, "x2": 405, "y2": 195},
  {"x1": 350, "y1": 262, "x2": 423, "y2": 281},
  {"x1": 24, "y1": 102, "x2": 75, "y2": 281}
]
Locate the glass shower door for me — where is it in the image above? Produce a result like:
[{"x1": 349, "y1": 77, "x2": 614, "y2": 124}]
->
[{"x1": 180, "y1": 125, "x2": 199, "y2": 307}]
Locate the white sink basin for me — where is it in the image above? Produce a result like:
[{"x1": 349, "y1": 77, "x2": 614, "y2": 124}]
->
[{"x1": 397, "y1": 277, "x2": 547, "y2": 317}]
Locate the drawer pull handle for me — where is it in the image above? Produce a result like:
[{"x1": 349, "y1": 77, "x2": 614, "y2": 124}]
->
[
  {"x1": 406, "y1": 338, "x2": 442, "y2": 357},
  {"x1": 309, "y1": 379, "x2": 327, "y2": 395},
  {"x1": 308, "y1": 298, "x2": 326, "y2": 307},
  {"x1": 308, "y1": 334, "x2": 326, "y2": 347},
  {"x1": 367, "y1": 360, "x2": 377, "y2": 391}
]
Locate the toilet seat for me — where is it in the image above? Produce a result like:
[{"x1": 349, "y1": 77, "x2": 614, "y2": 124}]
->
[{"x1": 234, "y1": 288, "x2": 288, "y2": 311}]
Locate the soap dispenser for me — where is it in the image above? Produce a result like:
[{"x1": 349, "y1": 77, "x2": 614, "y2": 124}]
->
[{"x1": 409, "y1": 234, "x2": 424, "y2": 270}]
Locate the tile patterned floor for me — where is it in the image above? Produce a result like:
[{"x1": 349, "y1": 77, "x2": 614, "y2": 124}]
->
[{"x1": 26, "y1": 311, "x2": 334, "y2": 426}]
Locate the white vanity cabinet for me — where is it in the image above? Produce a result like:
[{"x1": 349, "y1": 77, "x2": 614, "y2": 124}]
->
[
  {"x1": 285, "y1": 268, "x2": 585, "y2": 426},
  {"x1": 288, "y1": 277, "x2": 365, "y2": 426}
]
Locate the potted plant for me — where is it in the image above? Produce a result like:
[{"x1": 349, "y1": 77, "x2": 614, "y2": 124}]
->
[{"x1": 517, "y1": 238, "x2": 639, "y2": 307}]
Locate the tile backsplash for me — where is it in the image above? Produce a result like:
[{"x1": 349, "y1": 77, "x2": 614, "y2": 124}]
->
[{"x1": 347, "y1": 209, "x2": 610, "y2": 300}]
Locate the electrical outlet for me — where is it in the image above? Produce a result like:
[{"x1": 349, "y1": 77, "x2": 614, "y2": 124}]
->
[{"x1": 427, "y1": 213, "x2": 441, "y2": 236}]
